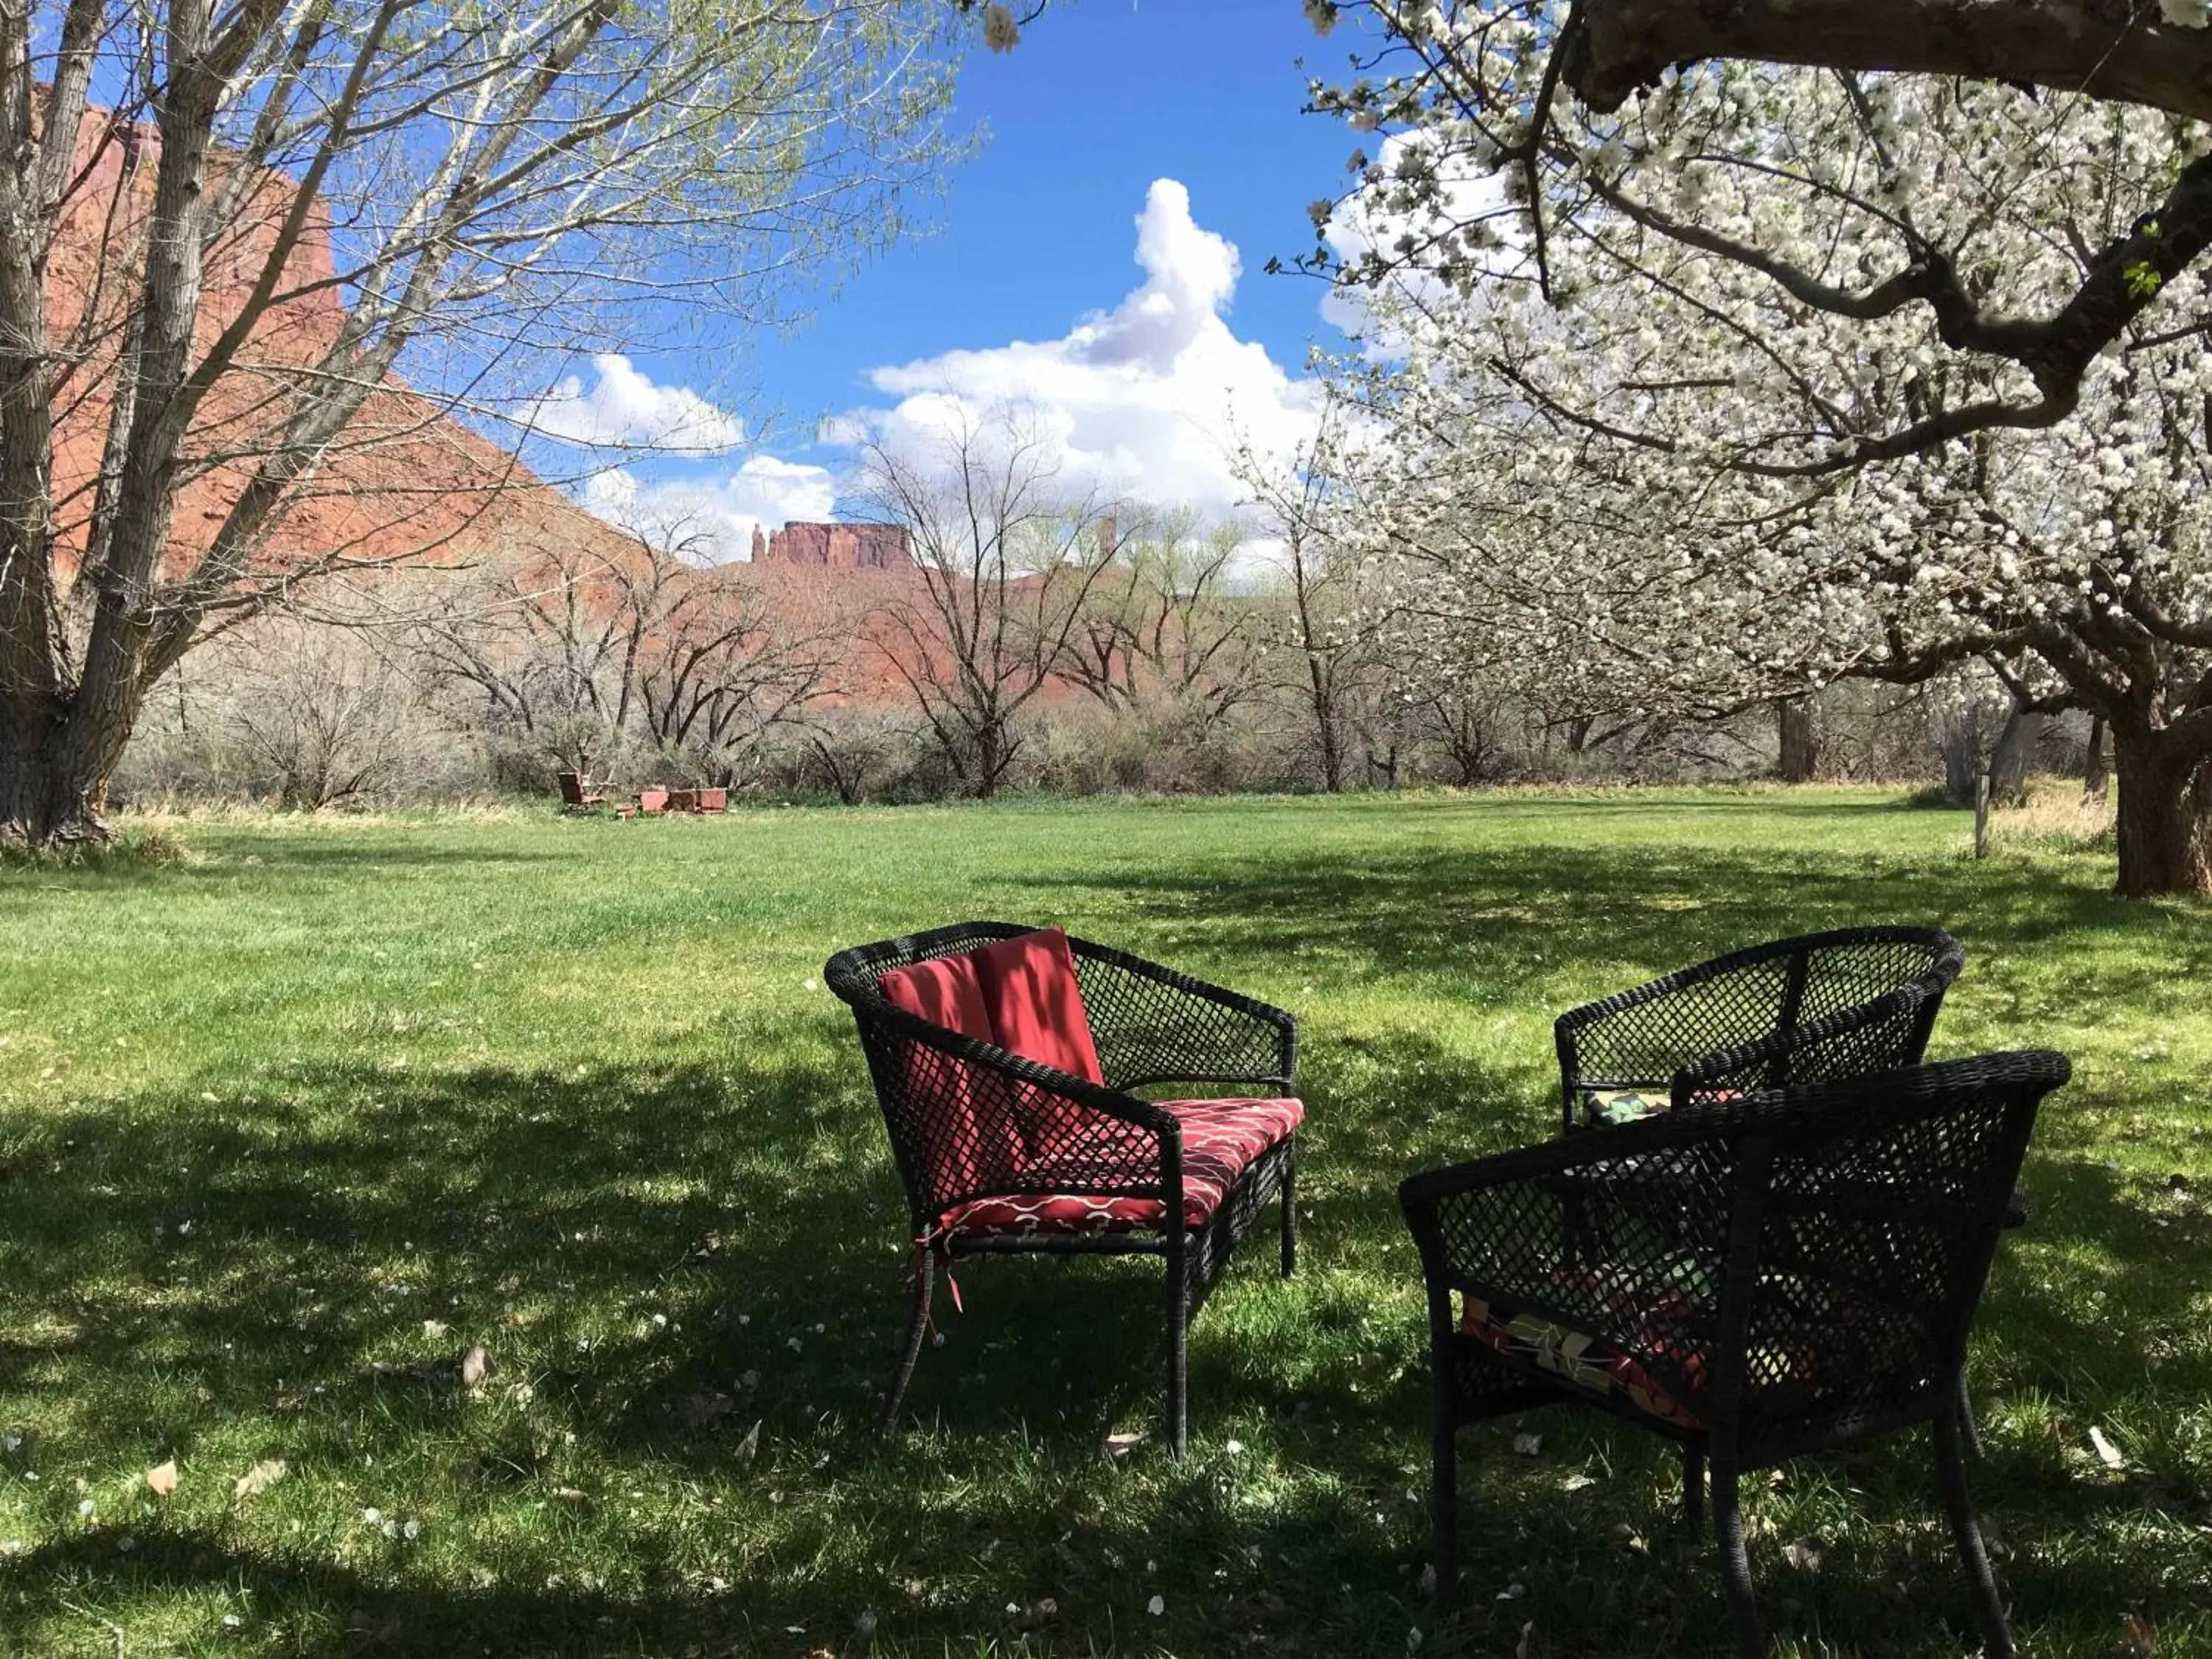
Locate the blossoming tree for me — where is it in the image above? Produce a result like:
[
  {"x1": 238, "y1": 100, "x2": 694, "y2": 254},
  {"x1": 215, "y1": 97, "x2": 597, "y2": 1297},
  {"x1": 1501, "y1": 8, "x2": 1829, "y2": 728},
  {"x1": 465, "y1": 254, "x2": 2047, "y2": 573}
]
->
[{"x1": 1309, "y1": 4, "x2": 2212, "y2": 894}]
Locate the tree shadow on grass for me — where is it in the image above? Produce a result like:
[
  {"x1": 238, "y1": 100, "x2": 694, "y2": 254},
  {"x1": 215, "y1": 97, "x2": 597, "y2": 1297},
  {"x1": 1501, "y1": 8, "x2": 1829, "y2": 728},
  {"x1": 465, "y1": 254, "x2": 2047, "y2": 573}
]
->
[{"x1": 1006, "y1": 833, "x2": 2208, "y2": 1035}]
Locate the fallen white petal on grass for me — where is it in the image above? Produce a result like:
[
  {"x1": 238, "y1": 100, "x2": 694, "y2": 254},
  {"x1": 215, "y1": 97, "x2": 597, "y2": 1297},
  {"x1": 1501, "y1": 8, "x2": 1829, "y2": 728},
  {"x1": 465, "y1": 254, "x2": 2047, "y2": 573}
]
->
[
  {"x1": 232, "y1": 1460, "x2": 287, "y2": 1500},
  {"x1": 145, "y1": 1459, "x2": 178, "y2": 1496},
  {"x1": 1147, "y1": 1595, "x2": 1166, "y2": 1615},
  {"x1": 1511, "y1": 1433, "x2": 1543, "y2": 1456},
  {"x1": 2090, "y1": 1425, "x2": 2126, "y2": 1469}
]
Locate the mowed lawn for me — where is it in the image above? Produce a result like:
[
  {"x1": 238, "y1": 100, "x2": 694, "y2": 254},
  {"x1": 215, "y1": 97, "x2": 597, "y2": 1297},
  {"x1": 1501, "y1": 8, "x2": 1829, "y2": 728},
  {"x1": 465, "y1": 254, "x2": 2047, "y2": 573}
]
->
[{"x1": 1, "y1": 788, "x2": 2209, "y2": 1658}]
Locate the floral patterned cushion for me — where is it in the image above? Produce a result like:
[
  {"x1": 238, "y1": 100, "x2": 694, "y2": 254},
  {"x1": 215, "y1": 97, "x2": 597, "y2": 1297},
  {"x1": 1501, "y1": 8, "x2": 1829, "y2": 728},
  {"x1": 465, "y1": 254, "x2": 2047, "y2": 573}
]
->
[
  {"x1": 1458, "y1": 1259, "x2": 1905, "y2": 1431},
  {"x1": 1584, "y1": 1088, "x2": 1669, "y2": 1127},
  {"x1": 1459, "y1": 1286, "x2": 1708, "y2": 1428},
  {"x1": 929, "y1": 1096, "x2": 1303, "y2": 1244},
  {"x1": 1581, "y1": 1087, "x2": 1745, "y2": 1127}
]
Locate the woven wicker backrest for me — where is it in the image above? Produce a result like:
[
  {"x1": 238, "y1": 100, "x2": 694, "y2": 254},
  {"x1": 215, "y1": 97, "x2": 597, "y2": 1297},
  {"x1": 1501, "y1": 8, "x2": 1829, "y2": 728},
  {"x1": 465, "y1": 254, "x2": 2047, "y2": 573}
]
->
[
  {"x1": 1068, "y1": 950, "x2": 1285, "y2": 1091},
  {"x1": 1564, "y1": 929, "x2": 1962, "y2": 1102},
  {"x1": 1722, "y1": 1054, "x2": 2056, "y2": 1438}
]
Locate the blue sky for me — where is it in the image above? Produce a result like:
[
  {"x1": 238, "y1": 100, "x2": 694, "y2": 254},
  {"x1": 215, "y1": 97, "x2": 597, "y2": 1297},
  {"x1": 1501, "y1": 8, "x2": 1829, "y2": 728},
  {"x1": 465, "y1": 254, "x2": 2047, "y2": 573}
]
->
[
  {"x1": 535, "y1": 1, "x2": 1370, "y2": 555},
  {"x1": 756, "y1": 1, "x2": 1356, "y2": 434}
]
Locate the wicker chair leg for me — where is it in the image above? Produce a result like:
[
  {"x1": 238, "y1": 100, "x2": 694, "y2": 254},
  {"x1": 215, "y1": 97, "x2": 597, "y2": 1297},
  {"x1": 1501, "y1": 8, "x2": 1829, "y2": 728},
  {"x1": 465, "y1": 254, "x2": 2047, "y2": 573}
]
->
[
  {"x1": 1680, "y1": 1445, "x2": 1707, "y2": 1531},
  {"x1": 1954, "y1": 1371, "x2": 1985, "y2": 1457},
  {"x1": 1711, "y1": 1459, "x2": 1766, "y2": 1658},
  {"x1": 1165, "y1": 1235, "x2": 1189, "y2": 1458},
  {"x1": 879, "y1": 1248, "x2": 934, "y2": 1434},
  {"x1": 1935, "y1": 1403, "x2": 2014, "y2": 1658},
  {"x1": 1279, "y1": 1156, "x2": 1298, "y2": 1279},
  {"x1": 1430, "y1": 1406, "x2": 1459, "y2": 1601}
]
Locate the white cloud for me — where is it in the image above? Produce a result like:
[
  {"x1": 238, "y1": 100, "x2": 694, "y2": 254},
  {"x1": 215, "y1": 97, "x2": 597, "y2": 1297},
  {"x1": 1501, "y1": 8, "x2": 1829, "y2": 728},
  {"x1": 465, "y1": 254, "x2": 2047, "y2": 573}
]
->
[
  {"x1": 522, "y1": 353, "x2": 746, "y2": 453},
  {"x1": 581, "y1": 454, "x2": 836, "y2": 562},
  {"x1": 566, "y1": 181, "x2": 1331, "y2": 557},
  {"x1": 835, "y1": 178, "x2": 1325, "y2": 520}
]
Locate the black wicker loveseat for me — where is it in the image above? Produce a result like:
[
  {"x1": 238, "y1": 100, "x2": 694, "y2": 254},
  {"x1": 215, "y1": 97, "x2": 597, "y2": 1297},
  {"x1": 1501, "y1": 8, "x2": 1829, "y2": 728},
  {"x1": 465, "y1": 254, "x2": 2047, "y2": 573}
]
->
[
  {"x1": 1400, "y1": 1049, "x2": 2069, "y2": 1657},
  {"x1": 1555, "y1": 927, "x2": 1966, "y2": 1132},
  {"x1": 826, "y1": 922, "x2": 1301, "y2": 1455}
]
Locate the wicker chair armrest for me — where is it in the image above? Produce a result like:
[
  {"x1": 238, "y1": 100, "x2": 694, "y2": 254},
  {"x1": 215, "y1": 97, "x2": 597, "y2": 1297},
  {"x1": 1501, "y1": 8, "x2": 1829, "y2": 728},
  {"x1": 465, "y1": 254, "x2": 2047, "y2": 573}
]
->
[
  {"x1": 1068, "y1": 934, "x2": 1297, "y2": 1093},
  {"x1": 1400, "y1": 1110, "x2": 1741, "y2": 1318},
  {"x1": 872, "y1": 998, "x2": 1182, "y2": 1139}
]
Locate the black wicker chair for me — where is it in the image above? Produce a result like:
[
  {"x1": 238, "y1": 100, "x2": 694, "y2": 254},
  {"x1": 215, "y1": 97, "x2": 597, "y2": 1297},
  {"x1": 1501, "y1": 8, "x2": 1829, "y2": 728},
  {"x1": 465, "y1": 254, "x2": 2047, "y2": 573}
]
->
[
  {"x1": 1555, "y1": 927, "x2": 1966, "y2": 1133},
  {"x1": 826, "y1": 922, "x2": 1300, "y2": 1456},
  {"x1": 1554, "y1": 927, "x2": 2031, "y2": 1446},
  {"x1": 1399, "y1": 1050, "x2": 2069, "y2": 1658}
]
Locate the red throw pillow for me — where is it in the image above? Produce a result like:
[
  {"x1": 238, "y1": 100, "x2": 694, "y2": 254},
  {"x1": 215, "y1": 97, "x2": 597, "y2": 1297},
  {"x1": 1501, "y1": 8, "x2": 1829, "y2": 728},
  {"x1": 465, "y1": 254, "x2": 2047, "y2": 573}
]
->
[
  {"x1": 877, "y1": 953, "x2": 992, "y2": 1045},
  {"x1": 971, "y1": 928, "x2": 1105, "y2": 1085},
  {"x1": 877, "y1": 953, "x2": 1020, "y2": 1200}
]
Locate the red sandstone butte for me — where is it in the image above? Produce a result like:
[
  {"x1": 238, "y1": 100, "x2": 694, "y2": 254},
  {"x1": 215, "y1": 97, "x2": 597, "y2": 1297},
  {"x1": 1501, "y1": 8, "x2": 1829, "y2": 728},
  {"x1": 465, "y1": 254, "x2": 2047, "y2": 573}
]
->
[{"x1": 752, "y1": 521, "x2": 914, "y2": 572}]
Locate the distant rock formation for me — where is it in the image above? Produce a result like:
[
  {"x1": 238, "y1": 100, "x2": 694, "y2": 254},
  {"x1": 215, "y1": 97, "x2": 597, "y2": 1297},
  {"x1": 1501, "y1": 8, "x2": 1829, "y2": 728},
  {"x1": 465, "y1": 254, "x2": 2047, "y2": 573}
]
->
[{"x1": 754, "y1": 521, "x2": 912, "y2": 571}]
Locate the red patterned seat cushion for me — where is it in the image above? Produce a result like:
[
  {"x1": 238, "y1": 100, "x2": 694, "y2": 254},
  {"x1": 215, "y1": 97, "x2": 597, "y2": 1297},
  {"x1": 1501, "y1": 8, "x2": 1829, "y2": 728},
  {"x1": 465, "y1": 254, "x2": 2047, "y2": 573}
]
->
[
  {"x1": 930, "y1": 1096, "x2": 1303, "y2": 1243},
  {"x1": 1459, "y1": 1289, "x2": 1708, "y2": 1429}
]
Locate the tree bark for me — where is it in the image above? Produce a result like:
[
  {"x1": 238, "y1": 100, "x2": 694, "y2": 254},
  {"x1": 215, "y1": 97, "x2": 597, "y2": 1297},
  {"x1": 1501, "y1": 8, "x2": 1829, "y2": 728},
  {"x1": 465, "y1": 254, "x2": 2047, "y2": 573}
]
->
[
  {"x1": 2084, "y1": 716, "x2": 2110, "y2": 801},
  {"x1": 1775, "y1": 695, "x2": 1819, "y2": 783},
  {"x1": 2110, "y1": 725, "x2": 2212, "y2": 897},
  {"x1": 1564, "y1": 0, "x2": 2212, "y2": 127},
  {"x1": 0, "y1": 700, "x2": 108, "y2": 846},
  {"x1": 1988, "y1": 710, "x2": 2040, "y2": 808}
]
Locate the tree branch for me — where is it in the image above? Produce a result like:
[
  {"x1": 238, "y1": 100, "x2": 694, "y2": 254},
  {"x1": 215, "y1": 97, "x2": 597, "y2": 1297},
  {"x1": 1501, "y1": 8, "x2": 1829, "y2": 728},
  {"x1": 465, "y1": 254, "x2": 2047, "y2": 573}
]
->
[{"x1": 1562, "y1": 0, "x2": 2212, "y2": 126}]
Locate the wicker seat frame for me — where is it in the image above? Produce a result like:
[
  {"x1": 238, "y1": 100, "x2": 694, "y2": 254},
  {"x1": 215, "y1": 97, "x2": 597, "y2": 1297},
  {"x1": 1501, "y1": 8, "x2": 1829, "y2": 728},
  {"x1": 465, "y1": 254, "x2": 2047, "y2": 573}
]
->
[
  {"x1": 1400, "y1": 1050, "x2": 2070, "y2": 1658},
  {"x1": 1554, "y1": 927, "x2": 1966, "y2": 1132},
  {"x1": 825, "y1": 921, "x2": 1299, "y2": 1456}
]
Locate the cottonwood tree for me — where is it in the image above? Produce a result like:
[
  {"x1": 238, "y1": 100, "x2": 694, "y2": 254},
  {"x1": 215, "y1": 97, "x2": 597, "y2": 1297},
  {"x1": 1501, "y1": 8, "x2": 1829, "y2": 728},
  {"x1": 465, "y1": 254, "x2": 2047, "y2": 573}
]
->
[
  {"x1": 1235, "y1": 405, "x2": 1395, "y2": 793},
  {"x1": 1311, "y1": 13, "x2": 2212, "y2": 892},
  {"x1": 1059, "y1": 509, "x2": 1267, "y2": 741},
  {"x1": 411, "y1": 529, "x2": 839, "y2": 784},
  {"x1": 860, "y1": 409, "x2": 1121, "y2": 799},
  {"x1": 630, "y1": 560, "x2": 847, "y2": 787},
  {"x1": 0, "y1": 0, "x2": 990, "y2": 845},
  {"x1": 413, "y1": 538, "x2": 661, "y2": 779}
]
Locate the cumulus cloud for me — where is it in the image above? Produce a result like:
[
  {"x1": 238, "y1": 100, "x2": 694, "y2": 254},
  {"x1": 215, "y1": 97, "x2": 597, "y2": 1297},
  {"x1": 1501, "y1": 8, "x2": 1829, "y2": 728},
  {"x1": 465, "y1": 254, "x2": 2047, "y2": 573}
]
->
[
  {"x1": 838, "y1": 178, "x2": 1325, "y2": 520},
  {"x1": 522, "y1": 353, "x2": 746, "y2": 453},
  {"x1": 566, "y1": 181, "x2": 1331, "y2": 561},
  {"x1": 581, "y1": 454, "x2": 836, "y2": 562}
]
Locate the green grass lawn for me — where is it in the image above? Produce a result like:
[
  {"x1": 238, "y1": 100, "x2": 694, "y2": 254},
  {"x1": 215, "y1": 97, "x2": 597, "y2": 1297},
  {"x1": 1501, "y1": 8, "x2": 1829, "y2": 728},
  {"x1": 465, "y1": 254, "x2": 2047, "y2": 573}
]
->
[{"x1": 1, "y1": 787, "x2": 2208, "y2": 1658}]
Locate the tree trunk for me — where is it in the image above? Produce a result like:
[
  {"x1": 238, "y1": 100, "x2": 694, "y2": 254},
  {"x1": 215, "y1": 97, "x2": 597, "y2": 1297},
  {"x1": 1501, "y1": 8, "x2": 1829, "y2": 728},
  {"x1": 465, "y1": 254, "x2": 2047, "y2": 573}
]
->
[
  {"x1": 0, "y1": 699, "x2": 113, "y2": 846},
  {"x1": 1775, "y1": 695, "x2": 1820, "y2": 782},
  {"x1": 1988, "y1": 710, "x2": 2039, "y2": 808},
  {"x1": 2110, "y1": 726, "x2": 2212, "y2": 897},
  {"x1": 1562, "y1": 0, "x2": 2212, "y2": 128}
]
